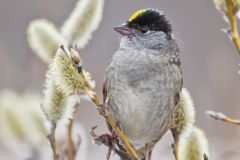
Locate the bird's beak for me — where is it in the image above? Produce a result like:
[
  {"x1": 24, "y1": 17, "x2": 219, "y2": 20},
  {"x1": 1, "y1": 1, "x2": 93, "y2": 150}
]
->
[{"x1": 114, "y1": 23, "x2": 133, "y2": 36}]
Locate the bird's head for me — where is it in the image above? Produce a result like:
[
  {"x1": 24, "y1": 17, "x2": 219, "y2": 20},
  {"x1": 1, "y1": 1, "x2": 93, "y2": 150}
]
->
[{"x1": 114, "y1": 9, "x2": 173, "y2": 50}]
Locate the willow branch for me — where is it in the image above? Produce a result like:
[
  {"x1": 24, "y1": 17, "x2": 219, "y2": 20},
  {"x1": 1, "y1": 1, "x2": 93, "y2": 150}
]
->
[
  {"x1": 226, "y1": 0, "x2": 240, "y2": 54},
  {"x1": 206, "y1": 110, "x2": 240, "y2": 125}
]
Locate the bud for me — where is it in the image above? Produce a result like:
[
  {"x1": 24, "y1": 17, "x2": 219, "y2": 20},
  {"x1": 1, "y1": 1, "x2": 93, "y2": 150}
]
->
[
  {"x1": 70, "y1": 48, "x2": 81, "y2": 65},
  {"x1": 50, "y1": 46, "x2": 95, "y2": 96}
]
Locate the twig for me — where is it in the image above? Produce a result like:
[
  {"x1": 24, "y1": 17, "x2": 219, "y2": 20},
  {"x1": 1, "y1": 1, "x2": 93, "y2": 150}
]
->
[
  {"x1": 226, "y1": 0, "x2": 240, "y2": 54},
  {"x1": 175, "y1": 139, "x2": 179, "y2": 160},
  {"x1": 68, "y1": 118, "x2": 75, "y2": 160},
  {"x1": 206, "y1": 110, "x2": 240, "y2": 125},
  {"x1": 41, "y1": 104, "x2": 58, "y2": 160},
  {"x1": 47, "y1": 123, "x2": 58, "y2": 160},
  {"x1": 67, "y1": 104, "x2": 79, "y2": 160}
]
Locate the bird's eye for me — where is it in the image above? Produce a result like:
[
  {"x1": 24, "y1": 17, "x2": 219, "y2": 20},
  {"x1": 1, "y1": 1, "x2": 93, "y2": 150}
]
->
[{"x1": 140, "y1": 27, "x2": 150, "y2": 34}]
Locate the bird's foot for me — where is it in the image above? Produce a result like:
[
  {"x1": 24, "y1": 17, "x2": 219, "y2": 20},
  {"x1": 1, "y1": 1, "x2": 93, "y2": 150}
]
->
[
  {"x1": 90, "y1": 125, "x2": 131, "y2": 160},
  {"x1": 145, "y1": 144, "x2": 151, "y2": 160},
  {"x1": 90, "y1": 126, "x2": 117, "y2": 160}
]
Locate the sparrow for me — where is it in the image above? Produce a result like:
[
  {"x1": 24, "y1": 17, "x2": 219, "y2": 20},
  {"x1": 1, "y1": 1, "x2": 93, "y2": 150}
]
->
[{"x1": 103, "y1": 8, "x2": 183, "y2": 159}]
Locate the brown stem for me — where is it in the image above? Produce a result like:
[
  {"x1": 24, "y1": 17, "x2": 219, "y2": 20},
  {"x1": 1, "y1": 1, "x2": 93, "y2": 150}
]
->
[
  {"x1": 145, "y1": 144, "x2": 150, "y2": 160},
  {"x1": 224, "y1": 117, "x2": 240, "y2": 125},
  {"x1": 68, "y1": 119, "x2": 75, "y2": 160},
  {"x1": 170, "y1": 129, "x2": 180, "y2": 160},
  {"x1": 175, "y1": 139, "x2": 179, "y2": 160},
  {"x1": 226, "y1": 0, "x2": 240, "y2": 54},
  {"x1": 48, "y1": 123, "x2": 58, "y2": 160},
  {"x1": 207, "y1": 110, "x2": 240, "y2": 125}
]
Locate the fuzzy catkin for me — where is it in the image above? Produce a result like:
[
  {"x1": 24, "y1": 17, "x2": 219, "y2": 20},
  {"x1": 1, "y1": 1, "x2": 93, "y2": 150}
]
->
[
  {"x1": 27, "y1": 19, "x2": 67, "y2": 62},
  {"x1": 178, "y1": 127, "x2": 209, "y2": 160},
  {"x1": 41, "y1": 69, "x2": 67, "y2": 125},
  {"x1": 50, "y1": 48, "x2": 94, "y2": 96},
  {"x1": 61, "y1": 0, "x2": 105, "y2": 48},
  {"x1": 0, "y1": 90, "x2": 46, "y2": 146},
  {"x1": 171, "y1": 88, "x2": 195, "y2": 134}
]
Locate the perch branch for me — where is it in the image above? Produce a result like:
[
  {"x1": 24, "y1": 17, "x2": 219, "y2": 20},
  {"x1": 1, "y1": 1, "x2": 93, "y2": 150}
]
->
[
  {"x1": 206, "y1": 110, "x2": 240, "y2": 125},
  {"x1": 226, "y1": 0, "x2": 240, "y2": 54}
]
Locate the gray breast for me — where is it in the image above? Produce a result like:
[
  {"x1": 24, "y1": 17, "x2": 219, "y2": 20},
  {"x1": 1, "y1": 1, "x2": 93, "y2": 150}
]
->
[{"x1": 105, "y1": 48, "x2": 182, "y2": 149}]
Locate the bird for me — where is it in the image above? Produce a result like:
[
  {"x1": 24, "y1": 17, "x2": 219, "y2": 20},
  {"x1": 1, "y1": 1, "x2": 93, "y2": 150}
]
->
[{"x1": 103, "y1": 8, "x2": 183, "y2": 159}]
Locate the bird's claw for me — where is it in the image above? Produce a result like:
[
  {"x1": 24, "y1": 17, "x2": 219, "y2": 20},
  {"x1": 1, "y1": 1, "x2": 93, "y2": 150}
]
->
[{"x1": 90, "y1": 125, "x2": 118, "y2": 159}]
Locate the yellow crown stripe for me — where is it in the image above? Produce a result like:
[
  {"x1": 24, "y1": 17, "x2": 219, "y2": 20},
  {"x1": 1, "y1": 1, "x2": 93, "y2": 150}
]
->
[{"x1": 128, "y1": 9, "x2": 145, "y2": 22}]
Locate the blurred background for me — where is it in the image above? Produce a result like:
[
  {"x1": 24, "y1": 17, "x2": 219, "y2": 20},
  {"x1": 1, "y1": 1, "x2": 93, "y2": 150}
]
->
[{"x1": 0, "y1": 0, "x2": 240, "y2": 159}]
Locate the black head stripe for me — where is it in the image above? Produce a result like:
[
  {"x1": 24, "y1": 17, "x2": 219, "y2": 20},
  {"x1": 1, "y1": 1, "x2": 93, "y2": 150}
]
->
[{"x1": 127, "y1": 9, "x2": 172, "y2": 34}]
